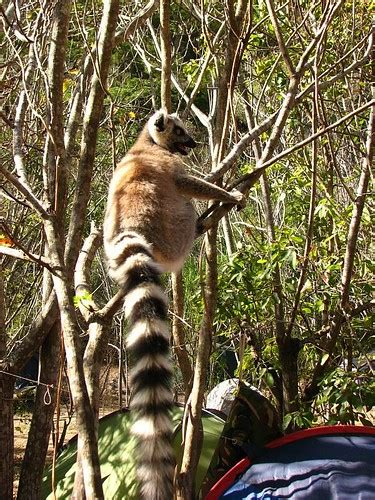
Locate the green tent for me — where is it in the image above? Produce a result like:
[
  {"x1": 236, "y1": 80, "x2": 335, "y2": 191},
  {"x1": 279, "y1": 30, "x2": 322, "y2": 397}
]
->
[{"x1": 41, "y1": 407, "x2": 225, "y2": 499}]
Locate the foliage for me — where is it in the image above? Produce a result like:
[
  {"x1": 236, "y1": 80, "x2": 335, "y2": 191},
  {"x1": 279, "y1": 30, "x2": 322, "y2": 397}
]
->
[{"x1": 315, "y1": 367, "x2": 375, "y2": 426}]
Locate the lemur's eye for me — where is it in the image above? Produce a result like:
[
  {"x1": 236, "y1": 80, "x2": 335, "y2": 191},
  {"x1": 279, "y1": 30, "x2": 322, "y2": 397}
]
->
[{"x1": 174, "y1": 126, "x2": 183, "y2": 136}]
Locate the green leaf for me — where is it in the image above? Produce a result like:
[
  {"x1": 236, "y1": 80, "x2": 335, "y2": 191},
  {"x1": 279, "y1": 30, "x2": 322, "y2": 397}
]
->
[
  {"x1": 283, "y1": 413, "x2": 293, "y2": 430},
  {"x1": 73, "y1": 291, "x2": 93, "y2": 308},
  {"x1": 301, "y1": 279, "x2": 312, "y2": 294},
  {"x1": 265, "y1": 372, "x2": 275, "y2": 387},
  {"x1": 320, "y1": 353, "x2": 330, "y2": 365}
]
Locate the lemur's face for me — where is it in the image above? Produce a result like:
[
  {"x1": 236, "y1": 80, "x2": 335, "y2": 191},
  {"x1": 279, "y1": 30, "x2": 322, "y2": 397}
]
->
[{"x1": 149, "y1": 110, "x2": 197, "y2": 156}]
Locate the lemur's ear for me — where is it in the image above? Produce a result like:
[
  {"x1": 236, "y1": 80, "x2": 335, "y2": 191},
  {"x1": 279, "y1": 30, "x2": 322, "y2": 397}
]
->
[{"x1": 154, "y1": 110, "x2": 168, "y2": 132}]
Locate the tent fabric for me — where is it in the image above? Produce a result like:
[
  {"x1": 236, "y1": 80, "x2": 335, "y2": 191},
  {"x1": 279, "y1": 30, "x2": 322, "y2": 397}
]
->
[
  {"x1": 206, "y1": 425, "x2": 375, "y2": 499},
  {"x1": 42, "y1": 407, "x2": 225, "y2": 499}
]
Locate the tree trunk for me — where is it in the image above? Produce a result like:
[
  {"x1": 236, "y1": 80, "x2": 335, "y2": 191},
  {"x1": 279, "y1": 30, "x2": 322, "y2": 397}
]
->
[
  {"x1": 176, "y1": 228, "x2": 218, "y2": 500},
  {"x1": 0, "y1": 375, "x2": 14, "y2": 500},
  {"x1": 0, "y1": 266, "x2": 14, "y2": 499},
  {"x1": 17, "y1": 325, "x2": 60, "y2": 500},
  {"x1": 43, "y1": 214, "x2": 104, "y2": 499},
  {"x1": 278, "y1": 337, "x2": 300, "y2": 418},
  {"x1": 64, "y1": 0, "x2": 120, "y2": 275},
  {"x1": 172, "y1": 272, "x2": 193, "y2": 399}
]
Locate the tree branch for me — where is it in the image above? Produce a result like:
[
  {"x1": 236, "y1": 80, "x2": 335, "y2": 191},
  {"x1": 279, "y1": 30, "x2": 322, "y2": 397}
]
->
[
  {"x1": 0, "y1": 245, "x2": 51, "y2": 270},
  {"x1": 1, "y1": 165, "x2": 49, "y2": 218},
  {"x1": 64, "y1": 0, "x2": 120, "y2": 274},
  {"x1": 160, "y1": 0, "x2": 171, "y2": 112},
  {"x1": 265, "y1": 0, "x2": 295, "y2": 76},
  {"x1": 114, "y1": 0, "x2": 159, "y2": 44}
]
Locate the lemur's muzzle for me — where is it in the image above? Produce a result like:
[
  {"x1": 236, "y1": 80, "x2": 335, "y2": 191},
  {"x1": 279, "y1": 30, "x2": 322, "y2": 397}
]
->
[
  {"x1": 177, "y1": 135, "x2": 197, "y2": 155},
  {"x1": 185, "y1": 136, "x2": 197, "y2": 149}
]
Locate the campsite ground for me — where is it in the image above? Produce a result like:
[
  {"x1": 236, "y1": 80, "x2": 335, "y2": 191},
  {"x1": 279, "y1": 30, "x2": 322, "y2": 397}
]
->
[
  {"x1": 13, "y1": 406, "x2": 119, "y2": 499},
  {"x1": 13, "y1": 367, "x2": 121, "y2": 498}
]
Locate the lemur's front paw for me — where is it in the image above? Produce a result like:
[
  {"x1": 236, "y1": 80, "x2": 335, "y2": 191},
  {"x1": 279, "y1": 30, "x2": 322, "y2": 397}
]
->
[{"x1": 230, "y1": 189, "x2": 246, "y2": 209}]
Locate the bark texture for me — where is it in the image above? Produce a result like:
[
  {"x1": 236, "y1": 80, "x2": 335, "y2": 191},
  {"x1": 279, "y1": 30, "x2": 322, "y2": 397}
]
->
[
  {"x1": 176, "y1": 228, "x2": 217, "y2": 500},
  {"x1": 17, "y1": 325, "x2": 60, "y2": 500},
  {"x1": 0, "y1": 268, "x2": 14, "y2": 499}
]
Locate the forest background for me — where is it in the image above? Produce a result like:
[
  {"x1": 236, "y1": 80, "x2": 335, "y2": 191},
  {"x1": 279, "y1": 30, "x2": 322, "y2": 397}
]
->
[{"x1": 0, "y1": 0, "x2": 374, "y2": 498}]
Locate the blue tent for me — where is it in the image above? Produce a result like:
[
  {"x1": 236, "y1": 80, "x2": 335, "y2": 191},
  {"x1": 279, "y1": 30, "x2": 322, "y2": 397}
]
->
[{"x1": 206, "y1": 425, "x2": 375, "y2": 499}]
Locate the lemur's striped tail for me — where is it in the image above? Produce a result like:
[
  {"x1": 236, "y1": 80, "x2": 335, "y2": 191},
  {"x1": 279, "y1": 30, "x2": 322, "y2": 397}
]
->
[{"x1": 104, "y1": 231, "x2": 174, "y2": 500}]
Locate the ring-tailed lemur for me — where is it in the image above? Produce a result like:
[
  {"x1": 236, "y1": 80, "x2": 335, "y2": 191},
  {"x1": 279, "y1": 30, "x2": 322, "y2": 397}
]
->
[{"x1": 103, "y1": 109, "x2": 244, "y2": 499}]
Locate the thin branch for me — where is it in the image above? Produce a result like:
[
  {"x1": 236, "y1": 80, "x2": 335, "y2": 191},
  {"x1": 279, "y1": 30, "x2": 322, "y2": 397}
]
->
[
  {"x1": 114, "y1": 0, "x2": 159, "y2": 44},
  {"x1": 74, "y1": 224, "x2": 110, "y2": 430},
  {"x1": 74, "y1": 224, "x2": 103, "y2": 315},
  {"x1": 0, "y1": 245, "x2": 51, "y2": 269},
  {"x1": 160, "y1": 0, "x2": 171, "y2": 111},
  {"x1": 319, "y1": 95, "x2": 356, "y2": 202},
  {"x1": 205, "y1": 114, "x2": 277, "y2": 182},
  {"x1": 1, "y1": 185, "x2": 31, "y2": 209},
  {"x1": 236, "y1": 99, "x2": 375, "y2": 186},
  {"x1": 244, "y1": 92, "x2": 287, "y2": 380},
  {"x1": 12, "y1": 31, "x2": 38, "y2": 189},
  {"x1": 286, "y1": 45, "x2": 321, "y2": 337},
  {"x1": 298, "y1": 30, "x2": 372, "y2": 102},
  {"x1": 0, "y1": 111, "x2": 14, "y2": 128},
  {"x1": 98, "y1": 289, "x2": 125, "y2": 321},
  {"x1": 176, "y1": 228, "x2": 217, "y2": 500},
  {"x1": 339, "y1": 103, "x2": 374, "y2": 308},
  {"x1": 72, "y1": 226, "x2": 125, "y2": 322},
  {"x1": 181, "y1": 49, "x2": 212, "y2": 120},
  {"x1": 171, "y1": 73, "x2": 210, "y2": 128},
  {"x1": 217, "y1": 2, "x2": 252, "y2": 164},
  {"x1": 265, "y1": 0, "x2": 295, "y2": 76},
  {"x1": 259, "y1": 1, "x2": 343, "y2": 169},
  {"x1": 147, "y1": 18, "x2": 211, "y2": 127},
  {"x1": 1, "y1": 165, "x2": 49, "y2": 218}
]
